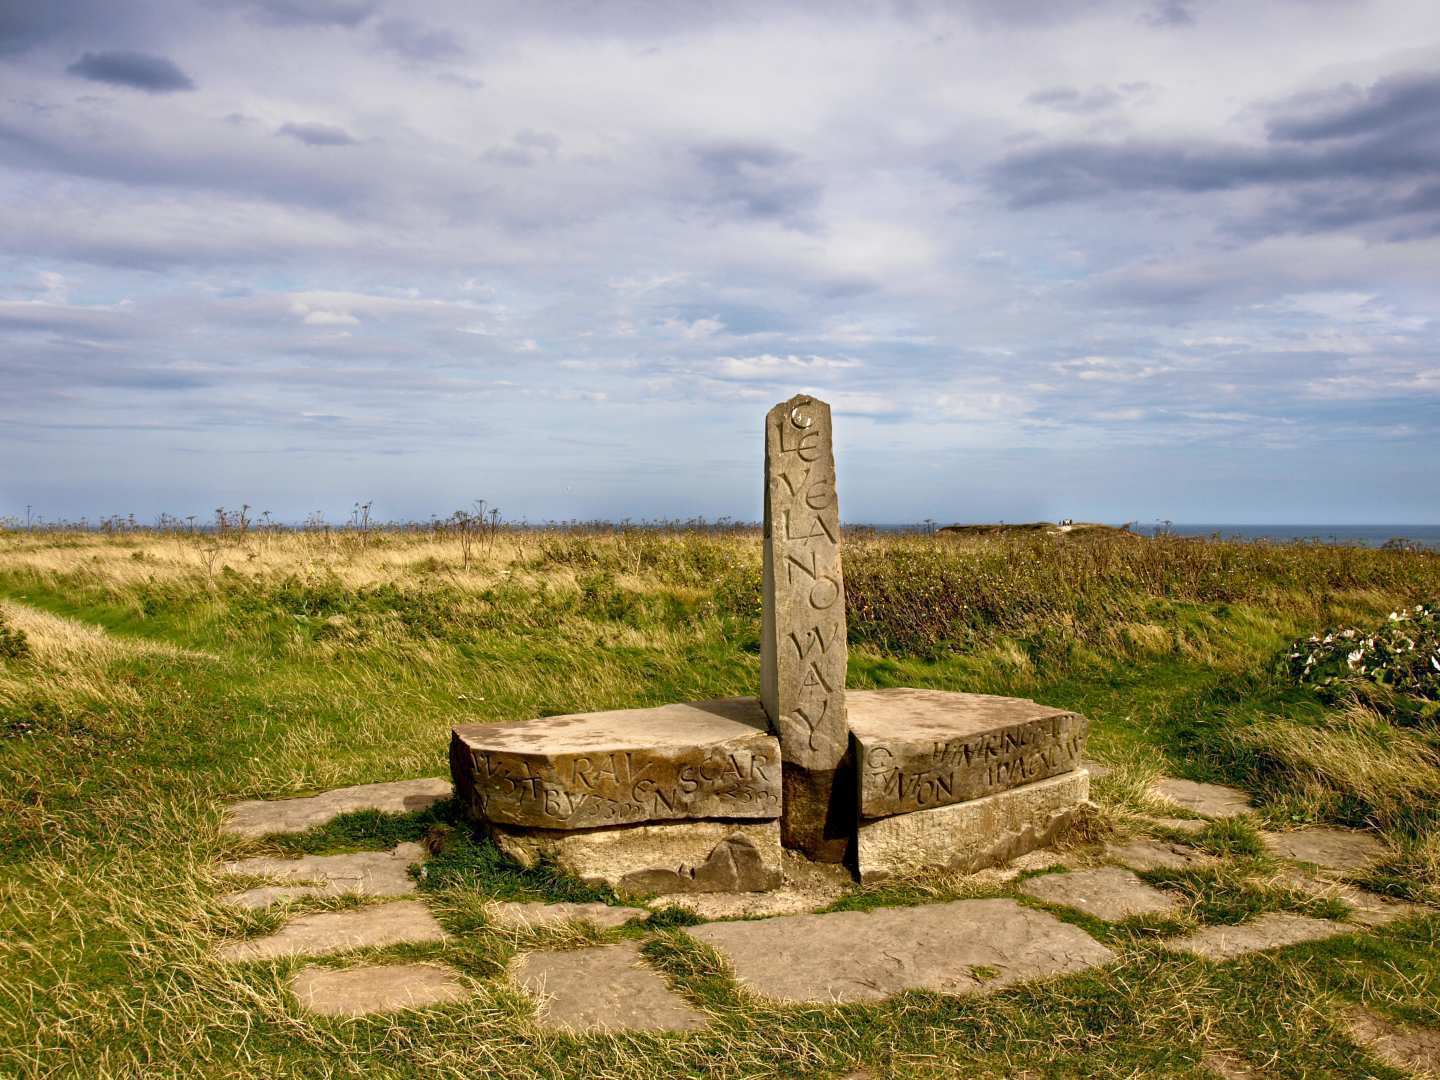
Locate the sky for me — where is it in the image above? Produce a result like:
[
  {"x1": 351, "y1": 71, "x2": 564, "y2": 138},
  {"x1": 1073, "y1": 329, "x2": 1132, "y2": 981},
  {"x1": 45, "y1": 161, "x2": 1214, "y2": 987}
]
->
[{"x1": 2, "y1": 0, "x2": 1438, "y2": 526}]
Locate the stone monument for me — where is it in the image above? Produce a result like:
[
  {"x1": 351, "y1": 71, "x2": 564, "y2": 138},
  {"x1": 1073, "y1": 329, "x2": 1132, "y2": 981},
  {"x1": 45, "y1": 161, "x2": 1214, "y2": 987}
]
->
[
  {"x1": 761, "y1": 395, "x2": 852, "y2": 861},
  {"x1": 450, "y1": 393, "x2": 1092, "y2": 893}
]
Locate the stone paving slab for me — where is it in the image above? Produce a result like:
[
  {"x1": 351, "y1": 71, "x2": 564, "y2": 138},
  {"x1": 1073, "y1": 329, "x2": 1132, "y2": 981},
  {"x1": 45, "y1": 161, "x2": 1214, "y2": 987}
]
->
[
  {"x1": 1019, "y1": 867, "x2": 1182, "y2": 922},
  {"x1": 1145, "y1": 816, "x2": 1208, "y2": 836},
  {"x1": 217, "y1": 900, "x2": 449, "y2": 962},
  {"x1": 656, "y1": 887, "x2": 841, "y2": 920},
  {"x1": 511, "y1": 941, "x2": 708, "y2": 1032},
  {"x1": 220, "y1": 842, "x2": 425, "y2": 908},
  {"x1": 1272, "y1": 868, "x2": 1423, "y2": 928},
  {"x1": 223, "y1": 778, "x2": 451, "y2": 837},
  {"x1": 291, "y1": 963, "x2": 468, "y2": 1016},
  {"x1": 1152, "y1": 778, "x2": 1252, "y2": 818},
  {"x1": 1164, "y1": 913, "x2": 1344, "y2": 960},
  {"x1": 487, "y1": 900, "x2": 648, "y2": 931},
  {"x1": 1344, "y1": 1005, "x2": 1440, "y2": 1077},
  {"x1": 687, "y1": 897, "x2": 1114, "y2": 1003},
  {"x1": 1104, "y1": 837, "x2": 1213, "y2": 872},
  {"x1": 1201, "y1": 1050, "x2": 1265, "y2": 1078},
  {"x1": 1261, "y1": 826, "x2": 1386, "y2": 871}
]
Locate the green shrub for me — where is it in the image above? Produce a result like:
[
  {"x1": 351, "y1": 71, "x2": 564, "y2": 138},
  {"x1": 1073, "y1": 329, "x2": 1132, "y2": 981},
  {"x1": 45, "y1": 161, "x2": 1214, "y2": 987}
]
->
[{"x1": 1283, "y1": 602, "x2": 1440, "y2": 705}]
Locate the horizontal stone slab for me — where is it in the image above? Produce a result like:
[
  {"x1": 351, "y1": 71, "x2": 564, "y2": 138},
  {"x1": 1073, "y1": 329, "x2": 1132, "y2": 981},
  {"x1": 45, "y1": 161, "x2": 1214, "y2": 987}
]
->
[
  {"x1": 687, "y1": 898, "x2": 1114, "y2": 1003},
  {"x1": 217, "y1": 900, "x2": 448, "y2": 962},
  {"x1": 856, "y1": 769, "x2": 1089, "y2": 882},
  {"x1": 1271, "y1": 868, "x2": 1422, "y2": 928},
  {"x1": 451, "y1": 697, "x2": 780, "y2": 829},
  {"x1": 1104, "y1": 837, "x2": 1213, "y2": 872},
  {"x1": 291, "y1": 963, "x2": 468, "y2": 1016},
  {"x1": 220, "y1": 842, "x2": 425, "y2": 909},
  {"x1": 1260, "y1": 826, "x2": 1384, "y2": 871},
  {"x1": 850, "y1": 689, "x2": 1087, "y2": 818},
  {"x1": 490, "y1": 818, "x2": 783, "y2": 897},
  {"x1": 223, "y1": 778, "x2": 451, "y2": 837},
  {"x1": 486, "y1": 900, "x2": 648, "y2": 931},
  {"x1": 1163, "y1": 912, "x2": 1344, "y2": 959},
  {"x1": 1151, "y1": 777, "x2": 1252, "y2": 818},
  {"x1": 1019, "y1": 867, "x2": 1182, "y2": 922},
  {"x1": 512, "y1": 941, "x2": 708, "y2": 1033},
  {"x1": 1343, "y1": 1005, "x2": 1440, "y2": 1076}
]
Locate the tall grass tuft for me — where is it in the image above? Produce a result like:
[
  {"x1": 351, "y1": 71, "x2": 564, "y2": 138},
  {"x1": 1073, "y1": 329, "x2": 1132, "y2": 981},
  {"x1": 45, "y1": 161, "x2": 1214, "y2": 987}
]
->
[{"x1": 1219, "y1": 701, "x2": 1440, "y2": 833}]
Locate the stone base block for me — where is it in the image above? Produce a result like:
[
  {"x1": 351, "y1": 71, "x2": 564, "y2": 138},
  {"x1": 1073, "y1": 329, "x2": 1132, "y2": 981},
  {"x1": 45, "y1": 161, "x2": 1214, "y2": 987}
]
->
[
  {"x1": 490, "y1": 818, "x2": 783, "y2": 897},
  {"x1": 849, "y1": 688, "x2": 1087, "y2": 818},
  {"x1": 856, "y1": 769, "x2": 1089, "y2": 883},
  {"x1": 451, "y1": 698, "x2": 780, "y2": 829}
]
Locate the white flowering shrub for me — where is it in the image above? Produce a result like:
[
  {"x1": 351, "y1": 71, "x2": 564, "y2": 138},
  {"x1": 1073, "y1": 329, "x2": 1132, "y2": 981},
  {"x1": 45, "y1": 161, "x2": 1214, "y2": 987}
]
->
[{"x1": 1285, "y1": 603, "x2": 1440, "y2": 702}]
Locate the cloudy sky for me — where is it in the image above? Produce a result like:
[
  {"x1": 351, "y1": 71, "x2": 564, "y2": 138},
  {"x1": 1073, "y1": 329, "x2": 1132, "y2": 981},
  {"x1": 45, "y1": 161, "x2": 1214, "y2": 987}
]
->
[{"x1": 2, "y1": 0, "x2": 1438, "y2": 525}]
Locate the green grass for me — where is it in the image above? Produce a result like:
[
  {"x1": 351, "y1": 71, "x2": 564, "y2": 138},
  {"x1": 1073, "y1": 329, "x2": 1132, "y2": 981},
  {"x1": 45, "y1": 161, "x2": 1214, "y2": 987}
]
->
[{"x1": 1, "y1": 526, "x2": 1438, "y2": 1077}]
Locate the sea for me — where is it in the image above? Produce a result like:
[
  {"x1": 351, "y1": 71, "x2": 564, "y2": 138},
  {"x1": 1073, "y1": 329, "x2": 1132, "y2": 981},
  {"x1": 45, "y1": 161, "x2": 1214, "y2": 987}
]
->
[
  {"x1": 872, "y1": 523, "x2": 1440, "y2": 549},
  {"x1": 1162, "y1": 524, "x2": 1440, "y2": 549}
]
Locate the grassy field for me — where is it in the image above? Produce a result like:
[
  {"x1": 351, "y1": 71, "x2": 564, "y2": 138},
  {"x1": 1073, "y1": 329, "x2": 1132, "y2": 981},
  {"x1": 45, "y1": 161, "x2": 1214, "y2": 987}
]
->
[{"x1": 1, "y1": 525, "x2": 1439, "y2": 1078}]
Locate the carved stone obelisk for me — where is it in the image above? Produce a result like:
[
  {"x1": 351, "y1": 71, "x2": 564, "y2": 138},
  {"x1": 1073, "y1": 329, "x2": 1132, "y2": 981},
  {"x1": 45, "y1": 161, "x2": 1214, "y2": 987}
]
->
[{"x1": 761, "y1": 394, "x2": 852, "y2": 862}]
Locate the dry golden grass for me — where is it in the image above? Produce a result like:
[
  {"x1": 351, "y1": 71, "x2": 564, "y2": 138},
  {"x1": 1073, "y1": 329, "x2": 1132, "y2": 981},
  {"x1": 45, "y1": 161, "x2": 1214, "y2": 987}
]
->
[
  {"x1": 1223, "y1": 701, "x2": 1440, "y2": 830},
  {"x1": 0, "y1": 530, "x2": 554, "y2": 592}
]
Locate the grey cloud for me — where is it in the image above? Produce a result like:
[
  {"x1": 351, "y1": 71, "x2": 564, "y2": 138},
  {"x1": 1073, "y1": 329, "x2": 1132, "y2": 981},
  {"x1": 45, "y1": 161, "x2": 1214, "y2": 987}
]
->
[
  {"x1": 1, "y1": 2, "x2": 69, "y2": 56},
  {"x1": 376, "y1": 17, "x2": 465, "y2": 61},
  {"x1": 1027, "y1": 85, "x2": 1122, "y2": 113},
  {"x1": 938, "y1": 0, "x2": 1140, "y2": 27},
  {"x1": 0, "y1": 112, "x2": 371, "y2": 216},
  {"x1": 67, "y1": 50, "x2": 195, "y2": 92},
  {"x1": 3, "y1": 339, "x2": 216, "y2": 399},
  {"x1": 1241, "y1": 179, "x2": 1440, "y2": 243},
  {"x1": 515, "y1": 129, "x2": 560, "y2": 153},
  {"x1": 693, "y1": 142, "x2": 793, "y2": 173},
  {"x1": 0, "y1": 0, "x2": 124, "y2": 57},
  {"x1": 277, "y1": 121, "x2": 357, "y2": 146},
  {"x1": 480, "y1": 145, "x2": 536, "y2": 167},
  {"x1": 84, "y1": 367, "x2": 217, "y2": 391},
  {"x1": 989, "y1": 69, "x2": 1440, "y2": 237},
  {"x1": 990, "y1": 141, "x2": 1300, "y2": 204},
  {"x1": 1142, "y1": 0, "x2": 1195, "y2": 27},
  {"x1": 240, "y1": 0, "x2": 378, "y2": 27},
  {"x1": 480, "y1": 130, "x2": 559, "y2": 168},
  {"x1": 0, "y1": 303, "x2": 137, "y2": 338},
  {"x1": 1267, "y1": 71, "x2": 1440, "y2": 142},
  {"x1": 691, "y1": 142, "x2": 821, "y2": 223}
]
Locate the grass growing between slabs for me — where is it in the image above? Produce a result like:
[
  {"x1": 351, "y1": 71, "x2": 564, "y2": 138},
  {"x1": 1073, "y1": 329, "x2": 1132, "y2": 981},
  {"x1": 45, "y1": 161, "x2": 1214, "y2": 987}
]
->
[{"x1": 1, "y1": 525, "x2": 1439, "y2": 1077}]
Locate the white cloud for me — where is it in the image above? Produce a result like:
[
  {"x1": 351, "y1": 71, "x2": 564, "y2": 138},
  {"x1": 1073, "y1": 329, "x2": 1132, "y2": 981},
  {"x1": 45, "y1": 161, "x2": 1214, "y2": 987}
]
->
[
  {"x1": 661, "y1": 316, "x2": 725, "y2": 340},
  {"x1": 301, "y1": 309, "x2": 359, "y2": 325},
  {"x1": 713, "y1": 354, "x2": 862, "y2": 381}
]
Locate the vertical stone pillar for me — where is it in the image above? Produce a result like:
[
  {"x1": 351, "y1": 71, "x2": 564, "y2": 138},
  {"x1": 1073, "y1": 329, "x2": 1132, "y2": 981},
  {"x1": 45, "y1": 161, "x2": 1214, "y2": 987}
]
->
[{"x1": 761, "y1": 394, "x2": 852, "y2": 862}]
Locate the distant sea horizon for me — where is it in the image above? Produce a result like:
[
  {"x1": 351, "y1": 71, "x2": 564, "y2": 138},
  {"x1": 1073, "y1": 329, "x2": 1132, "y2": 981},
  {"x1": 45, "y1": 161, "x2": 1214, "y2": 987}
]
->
[
  {"x1": 1160, "y1": 523, "x2": 1440, "y2": 549},
  {"x1": 868, "y1": 522, "x2": 1440, "y2": 549}
]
